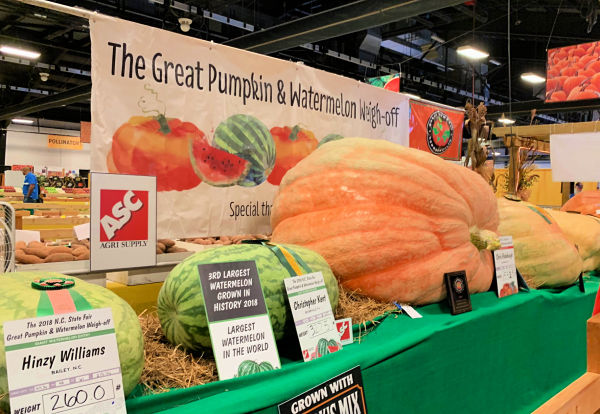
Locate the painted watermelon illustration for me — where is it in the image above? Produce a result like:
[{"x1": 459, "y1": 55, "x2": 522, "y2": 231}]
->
[
  {"x1": 188, "y1": 139, "x2": 250, "y2": 186},
  {"x1": 318, "y1": 133, "x2": 344, "y2": 147},
  {"x1": 213, "y1": 114, "x2": 276, "y2": 186}
]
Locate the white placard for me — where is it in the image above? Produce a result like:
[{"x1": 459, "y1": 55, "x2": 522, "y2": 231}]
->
[
  {"x1": 284, "y1": 272, "x2": 341, "y2": 361},
  {"x1": 16, "y1": 230, "x2": 41, "y2": 244},
  {"x1": 4, "y1": 307, "x2": 126, "y2": 414},
  {"x1": 90, "y1": 173, "x2": 156, "y2": 271},
  {"x1": 73, "y1": 223, "x2": 90, "y2": 241},
  {"x1": 401, "y1": 305, "x2": 423, "y2": 319},
  {"x1": 551, "y1": 132, "x2": 600, "y2": 181},
  {"x1": 493, "y1": 236, "x2": 519, "y2": 298},
  {"x1": 197, "y1": 260, "x2": 280, "y2": 380}
]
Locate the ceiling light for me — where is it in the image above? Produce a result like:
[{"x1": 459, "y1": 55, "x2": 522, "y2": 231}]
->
[
  {"x1": 431, "y1": 34, "x2": 445, "y2": 43},
  {"x1": 521, "y1": 72, "x2": 545, "y2": 84},
  {"x1": 493, "y1": 151, "x2": 502, "y2": 156},
  {"x1": 33, "y1": 13, "x2": 47, "y2": 19},
  {"x1": 178, "y1": 18, "x2": 192, "y2": 33},
  {"x1": 11, "y1": 118, "x2": 34, "y2": 125},
  {"x1": 457, "y1": 45, "x2": 489, "y2": 60},
  {"x1": 489, "y1": 59, "x2": 501, "y2": 66},
  {"x1": 498, "y1": 113, "x2": 515, "y2": 125},
  {"x1": 39, "y1": 72, "x2": 49, "y2": 82},
  {"x1": 0, "y1": 45, "x2": 40, "y2": 59}
]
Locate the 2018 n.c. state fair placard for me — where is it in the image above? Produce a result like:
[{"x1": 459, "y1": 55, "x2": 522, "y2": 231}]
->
[
  {"x1": 90, "y1": 172, "x2": 157, "y2": 271},
  {"x1": 90, "y1": 15, "x2": 409, "y2": 238},
  {"x1": 409, "y1": 99, "x2": 464, "y2": 160}
]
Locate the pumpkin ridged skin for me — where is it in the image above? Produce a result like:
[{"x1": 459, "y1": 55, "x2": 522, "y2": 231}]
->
[
  {"x1": 0, "y1": 273, "x2": 144, "y2": 411},
  {"x1": 548, "y1": 210, "x2": 600, "y2": 271},
  {"x1": 271, "y1": 137, "x2": 499, "y2": 305},
  {"x1": 561, "y1": 190, "x2": 600, "y2": 217},
  {"x1": 497, "y1": 199, "x2": 582, "y2": 287}
]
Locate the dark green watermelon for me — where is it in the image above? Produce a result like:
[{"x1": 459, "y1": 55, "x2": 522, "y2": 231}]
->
[{"x1": 157, "y1": 244, "x2": 339, "y2": 351}]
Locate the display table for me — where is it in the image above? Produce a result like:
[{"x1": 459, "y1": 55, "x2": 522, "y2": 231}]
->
[{"x1": 127, "y1": 278, "x2": 599, "y2": 413}]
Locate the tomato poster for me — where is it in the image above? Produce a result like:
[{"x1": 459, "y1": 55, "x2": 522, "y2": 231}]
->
[
  {"x1": 546, "y1": 41, "x2": 600, "y2": 102},
  {"x1": 90, "y1": 16, "x2": 410, "y2": 238},
  {"x1": 408, "y1": 99, "x2": 464, "y2": 160}
]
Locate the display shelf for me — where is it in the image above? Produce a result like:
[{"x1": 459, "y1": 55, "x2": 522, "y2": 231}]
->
[{"x1": 125, "y1": 280, "x2": 599, "y2": 414}]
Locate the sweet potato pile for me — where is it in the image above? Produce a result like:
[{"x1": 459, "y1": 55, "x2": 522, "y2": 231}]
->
[{"x1": 15, "y1": 240, "x2": 90, "y2": 264}]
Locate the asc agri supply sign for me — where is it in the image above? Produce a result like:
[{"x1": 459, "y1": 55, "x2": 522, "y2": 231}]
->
[{"x1": 90, "y1": 173, "x2": 156, "y2": 271}]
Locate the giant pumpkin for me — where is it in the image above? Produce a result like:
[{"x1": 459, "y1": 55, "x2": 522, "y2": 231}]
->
[
  {"x1": 497, "y1": 198, "x2": 582, "y2": 287},
  {"x1": 548, "y1": 209, "x2": 600, "y2": 272},
  {"x1": 271, "y1": 137, "x2": 499, "y2": 305},
  {"x1": 561, "y1": 190, "x2": 600, "y2": 217}
]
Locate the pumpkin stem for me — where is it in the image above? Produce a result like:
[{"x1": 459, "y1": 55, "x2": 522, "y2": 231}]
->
[
  {"x1": 289, "y1": 125, "x2": 301, "y2": 141},
  {"x1": 155, "y1": 114, "x2": 171, "y2": 134},
  {"x1": 470, "y1": 227, "x2": 501, "y2": 250}
]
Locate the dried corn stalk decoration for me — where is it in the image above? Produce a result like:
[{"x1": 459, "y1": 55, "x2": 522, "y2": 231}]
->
[{"x1": 464, "y1": 101, "x2": 495, "y2": 186}]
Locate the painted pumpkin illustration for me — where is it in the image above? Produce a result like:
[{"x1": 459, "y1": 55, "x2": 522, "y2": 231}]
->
[{"x1": 267, "y1": 125, "x2": 318, "y2": 185}]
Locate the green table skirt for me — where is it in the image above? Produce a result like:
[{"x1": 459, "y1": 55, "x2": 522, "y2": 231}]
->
[{"x1": 127, "y1": 279, "x2": 599, "y2": 413}]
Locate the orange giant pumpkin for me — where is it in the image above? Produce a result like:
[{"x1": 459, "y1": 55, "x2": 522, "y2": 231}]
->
[
  {"x1": 561, "y1": 190, "x2": 600, "y2": 217},
  {"x1": 271, "y1": 138, "x2": 499, "y2": 305}
]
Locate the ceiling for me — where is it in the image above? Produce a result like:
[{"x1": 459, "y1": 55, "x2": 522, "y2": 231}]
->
[{"x1": 1, "y1": 0, "x2": 600, "y2": 126}]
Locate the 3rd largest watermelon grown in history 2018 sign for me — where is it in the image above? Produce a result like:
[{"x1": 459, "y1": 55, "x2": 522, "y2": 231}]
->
[{"x1": 90, "y1": 16, "x2": 409, "y2": 238}]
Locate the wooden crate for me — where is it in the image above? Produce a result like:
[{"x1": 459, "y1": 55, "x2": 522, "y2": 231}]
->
[{"x1": 534, "y1": 313, "x2": 600, "y2": 413}]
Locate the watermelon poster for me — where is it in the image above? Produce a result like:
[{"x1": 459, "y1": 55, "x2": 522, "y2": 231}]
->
[
  {"x1": 90, "y1": 16, "x2": 410, "y2": 238},
  {"x1": 408, "y1": 99, "x2": 464, "y2": 160}
]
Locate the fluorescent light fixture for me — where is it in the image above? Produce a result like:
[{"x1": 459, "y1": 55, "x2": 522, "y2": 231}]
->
[
  {"x1": 431, "y1": 34, "x2": 445, "y2": 43},
  {"x1": 498, "y1": 113, "x2": 515, "y2": 125},
  {"x1": 521, "y1": 72, "x2": 546, "y2": 84},
  {"x1": 11, "y1": 118, "x2": 34, "y2": 125},
  {"x1": 489, "y1": 59, "x2": 501, "y2": 66},
  {"x1": 0, "y1": 45, "x2": 40, "y2": 59},
  {"x1": 493, "y1": 151, "x2": 502, "y2": 156},
  {"x1": 457, "y1": 45, "x2": 489, "y2": 60}
]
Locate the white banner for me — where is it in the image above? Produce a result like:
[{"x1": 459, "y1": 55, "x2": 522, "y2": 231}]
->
[
  {"x1": 551, "y1": 132, "x2": 600, "y2": 181},
  {"x1": 91, "y1": 16, "x2": 409, "y2": 238}
]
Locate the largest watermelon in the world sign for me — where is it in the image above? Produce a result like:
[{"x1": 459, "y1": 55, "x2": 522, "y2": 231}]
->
[{"x1": 0, "y1": 273, "x2": 144, "y2": 411}]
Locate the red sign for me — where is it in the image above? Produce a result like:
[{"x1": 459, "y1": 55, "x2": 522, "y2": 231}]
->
[
  {"x1": 100, "y1": 189, "x2": 148, "y2": 242},
  {"x1": 547, "y1": 41, "x2": 600, "y2": 102},
  {"x1": 12, "y1": 165, "x2": 34, "y2": 172},
  {"x1": 336, "y1": 320, "x2": 351, "y2": 343},
  {"x1": 409, "y1": 100, "x2": 464, "y2": 160}
]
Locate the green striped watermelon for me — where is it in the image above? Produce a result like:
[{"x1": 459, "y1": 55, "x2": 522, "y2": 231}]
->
[
  {"x1": 158, "y1": 244, "x2": 339, "y2": 351},
  {"x1": 0, "y1": 273, "x2": 144, "y2": 411},
  {"x1": 259, "y1": 361, "x2": 274, "y2": 372},
  {"x1": 213, "y1": 114, "x2": 276, "y2": 186},
  {"x1": 237, "y1": 360, "x2": 260, "y2": 376}
]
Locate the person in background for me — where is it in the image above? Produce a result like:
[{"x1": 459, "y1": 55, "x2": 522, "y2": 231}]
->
[
  {"x1": 21, "y1": 167, "x2": 39, "y2": 203},
  {"x1": 570, "y1": 182, "x2": 583, "y2": 199}
]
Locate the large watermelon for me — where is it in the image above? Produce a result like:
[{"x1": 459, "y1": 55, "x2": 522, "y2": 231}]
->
[
  {"x1": 0, "y1": 273, "x2": 144, "y2": 411},
  {"x1": 158, "y1": 244, "x2": 339, "y2": 351},
  {"x1": 213, "y1": 114, "x2": 276, "y2": 186}
]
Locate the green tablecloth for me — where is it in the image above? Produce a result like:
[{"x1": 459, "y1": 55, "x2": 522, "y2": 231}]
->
[{"x1": 128, "y1": 279, "x2": 599, "y2": 413}]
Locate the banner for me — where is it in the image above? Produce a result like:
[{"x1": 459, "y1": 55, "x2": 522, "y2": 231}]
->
[
  {"x1": 90, "y1": 16, "x2": 409, "y2": 238},
  {"x1": 547, "y1": 41, "x2": 600, "y2": 102},
  {"x1": 408, "y1": 99, "x2": 463, "y2": 160},
  {"x1": 47, "y1": 134, "x2": 83, "y2": 150},
  {"x1": 11, "y1": 165, "x2": 33, "y2": 172}
]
